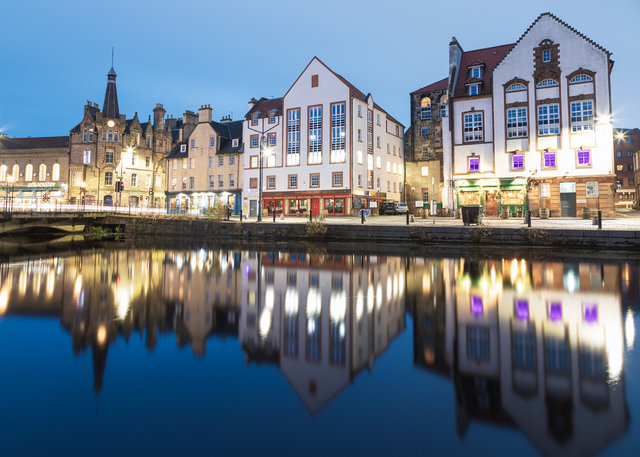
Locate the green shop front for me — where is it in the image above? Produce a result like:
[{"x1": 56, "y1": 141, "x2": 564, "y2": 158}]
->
[{"x1": 455, "y1": 178, "x2": 527, "y2": 217}]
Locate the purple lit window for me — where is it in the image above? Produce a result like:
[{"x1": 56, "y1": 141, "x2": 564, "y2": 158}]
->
[
  {"x1": 549, "y1": 302, "x2": 562, "y2": 322},
  {"x1": 471, "y1": 295, "x2": 483, "y2": 317},
  {"x1": 516, "y1": 299, "x2": 529, "y2": 321},
  {"x1": 544, "y1": 152, "x2": 556, "y2": 168},
  {"x1": 512, "y1": 154, "x2": 524, "y2": 170},
  {"x1": 469, "y1": 156, "x2": 480, "y2": 172},
  {"x1": 577, "y1": 149, "x2": 591, "y2": 166},
  {"x1": 584, "y1": 304, "x2": 598, "y2": 323}
]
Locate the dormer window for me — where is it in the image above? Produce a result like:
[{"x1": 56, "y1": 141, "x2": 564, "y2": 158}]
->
[
  {"x1": 232, "y1": 139, "x2": 239, "y2": 148},
  {"x1": 542, "y1": 49, "x2": 551, "y2": 63},
  {"x1": 251, "y1": 113, "x2": 258, "y2": 126},
  {"x1": 536, "y1": 79, "x2": 558, "y2": 88},
  {"x1": 269, "y1": 111, "x2": 276, "y2": 123},
  {"x1": 180, "y1": 144, "x2": 186, "y2": 153},
  {"x1": 506, "y1": 83, "x2": 526, "y2": 92},
  {"x1": 569, "y1": 74, "x2": 593, "y2": 84},
  {"x1": 470, "y1": 66, "x2": 483, "y2": 78},
  {"x1": 467, "y1": 84, "x2": 480, "y2": 96}
]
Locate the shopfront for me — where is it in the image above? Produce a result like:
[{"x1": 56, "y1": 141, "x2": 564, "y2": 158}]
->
[
  {"x1": 263, "y1": 191, "x2": 351, "y2": 217},
  {"x1": 1, "y1": 183, "x2": 66, "y2": 210},
  {"x1": 455, "y1": 178, "x2": 526, "y2": 216}
]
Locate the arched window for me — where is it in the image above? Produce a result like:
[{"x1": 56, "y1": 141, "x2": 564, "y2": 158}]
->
[
  {"x1": 52, "y1": 163, "x2": 60, "y2": 181},
  {"x1": 536, "y1": 79, "x2": 558, "y2": 88},
  {"x1": 12, "y1": 164, "x2": 19, "y2": 181},
  {"x1": 569, "y1": 74, "x2": 593, "y2": 84},
  {"x1": 420, "y1": 97, "x2": 431, "y2": 120},
  {"x1": 104, "y1": 171, "x2": 113, "y2": 186},
  {"x1": 506, "y1": 83, "x2": 526, "y2": 92},
  {"x1": 440, "y1": 95, "x2": 448, "y2": 118},
  {"x1": 0, "y1": 165, "x2": 6, "y2": 182},
  {"x1": 25, "y1": 164, "x2": 33, "y2": 182},
  {"x1": 39, "y1": 164, "x2": 46, "y2": 181}
]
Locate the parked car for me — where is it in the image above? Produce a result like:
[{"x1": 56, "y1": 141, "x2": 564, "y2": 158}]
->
[
  {"x1": 379, "y1": 202, "x2": 396, "y2": 215},
  {"x1": 395, "y1": 202, "x2": 409, "y2": 214}
]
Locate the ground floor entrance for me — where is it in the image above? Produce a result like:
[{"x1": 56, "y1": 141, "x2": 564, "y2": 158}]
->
[{"x1": 248, "y1": 190, "x2": 353, "y2": 218}]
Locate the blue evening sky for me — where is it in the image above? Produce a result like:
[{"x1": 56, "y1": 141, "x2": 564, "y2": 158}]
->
[{"x1": 1, "y1": 0, "x2": 638, "y2": 137}]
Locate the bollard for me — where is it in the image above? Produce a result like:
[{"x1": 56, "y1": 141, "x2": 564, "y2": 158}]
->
[
  {"x1": 361, "y1": 210, "x2": 365, "y2": 224},
  {"x1": 309, "y1": 210, "x2": 312, "y2": 222},
  {"x1": 597, "y1": 210, "x2": 602, "y2": 230},
  {"x1": 240, "y1": 210, "x2": 243, "y2": 222},
  {"x1": 526, "y1": 210, "x2": 531, "y2": 228},
  {"x1": 406, "y1": 210, "x2": 410, "y2": 225},
  {"x1": 273, "y1": 209, "x2": 276, "y2": 223}
]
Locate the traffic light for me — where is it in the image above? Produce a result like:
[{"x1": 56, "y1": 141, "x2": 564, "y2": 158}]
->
[
  {"x1": 119, "y1": 181, "x2": 125, "y2": 192},
  {"x1": 149, "y1": 187, "x2": 153, "y2": 195},
  {"x1": 115, "y1": 180, "x2": 121, "y2": 192}
]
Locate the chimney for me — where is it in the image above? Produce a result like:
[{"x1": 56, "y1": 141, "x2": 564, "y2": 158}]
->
[
  {"x1": 448, "y1": 36, "x2": 463, "y2": 95},
  {"x1": 248, "y1": 97, "x2": 259, "y2": 112},
  {"x1": 220, "y1": 114, "x2": 232, "y2": 123},
  {"x1": 183, "y1": 110, "x2": 198, "y2": 125},
  {"x1": 153, "y1": 103, "x2": 166, "y2": 130},
  {"x1": 199, "y1": 104, "x2": 213, "y2": 123}
]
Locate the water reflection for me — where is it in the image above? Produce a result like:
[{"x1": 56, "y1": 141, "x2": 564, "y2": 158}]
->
[{"x1": 0, "y1": 249, "x2": 636, "y2": 456}]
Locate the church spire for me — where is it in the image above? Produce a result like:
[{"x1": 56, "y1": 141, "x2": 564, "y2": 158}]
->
[{"x1": 102, "y1": 48, "x2": 120, "y2": 119}]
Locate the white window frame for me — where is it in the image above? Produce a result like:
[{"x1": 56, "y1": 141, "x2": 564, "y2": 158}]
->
[
  {"x1": 463, "y1": 112, "x2": 483, "y2": 142},
  {"x1": 570, "y1": 100, "x2": 594, "y2": 132},
  {"x1": 330, "y1": 103, "x2": 346, "y2": 163},
  {"x1": 308, "y1": 106, "x2": 322, "y2": 164},
  {"x1": 537, "y1": 104, "x2": 560, "y2": 136},
  {"x1": 287, "y1": 108, "x2": 300, "y2": 166},
  {"x1": 542, "y1": 49, "x2": 551, "y2": 63},
  {"x1": 506, "y1": 107, "x2": 528, "y2": 138}
]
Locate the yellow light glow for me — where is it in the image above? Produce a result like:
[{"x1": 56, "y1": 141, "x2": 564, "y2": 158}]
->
[
  {"x1": 0, "y1": 287, "x2": 8, "y2": 315},
  {"x1": 116, "y1": 289, "x2": 130, "y2": 321},
  {"x1": 510, "y1": 259, "x2": 518, "y2": 284},
  {"x1": 626, "y1": 309, "x2": 635, "y2": 351},
  {"x1": 46, "y1": 271, "x2": 55, "y2": 298},
  {"x1": 367, "y1": 285, "x2": 374, "y2": 313},
  {"x1": 97, "y1": 325, "x2": 107, "y2": 345},
  {"x1": 74, "y1": 275, "x2": 83, "y2": 297},
  {"x1": 107, "y1": 120, "x2": 115, "y2": 128}
]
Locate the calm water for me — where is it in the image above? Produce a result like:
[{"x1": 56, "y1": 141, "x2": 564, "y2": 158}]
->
[{"x1": 0, "y1": 247, "x2": 639, "y2": 457}]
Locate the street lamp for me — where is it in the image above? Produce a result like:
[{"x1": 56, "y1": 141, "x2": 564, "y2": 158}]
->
[
  {"x1": 258, "y1": 139, "x2": 275, "y2": 222},
  {"x1": 80, "y1": 181, "x2": 87, "y2": 212}
]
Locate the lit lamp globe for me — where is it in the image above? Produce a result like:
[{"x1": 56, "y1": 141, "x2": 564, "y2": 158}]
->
[
  {"x1": 80, "y1": 181, "x2": 87, "y2": 190},
  {"x1": 7, "y1": 176, "x2": 15, "y2": 184},
  {"x1": 107, "y1": 120, "x2": 115, "y2": 128}
]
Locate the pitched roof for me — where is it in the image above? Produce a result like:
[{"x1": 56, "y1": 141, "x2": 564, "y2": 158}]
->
[
  {"x1": 0, "y1": 136, "x2": 69, "y2": 151},
  {"x1": 212, "y1": 120, "x2": 243, "y2": 155},
  {"x1": 245, "y1": 97, "x2": 283, "y2": 120},
  {"x1": 453, "y1": 44, "x2": 515, "y2": 98},
  {"x1": 166, "y1": 141, "x2": 188, "y2": 159},
  {"x1": 411, "y1": 77, "x2": 449, "y2": 95}
]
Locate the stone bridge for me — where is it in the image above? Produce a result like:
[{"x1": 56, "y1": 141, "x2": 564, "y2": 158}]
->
[{"x1": 0, "y1": 212, "x2": 113, "y2": 235}]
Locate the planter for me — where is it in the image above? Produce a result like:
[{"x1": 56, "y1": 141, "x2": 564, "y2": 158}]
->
[
  {"x1": 454, "y1": 208, "x2": 461, "y2": 219},
  {"x1": 539, "y1": 208, "x2": 550, "y2": 219},
  {"x1": 582, "y1": 207, "x2": 592, "y2": 219},
  {"x1": 461, "y1": 205, "x2": 481, "y2": 226},
  {"x1": 500, "y1": 208, "x2": 509, "y2": 219}
]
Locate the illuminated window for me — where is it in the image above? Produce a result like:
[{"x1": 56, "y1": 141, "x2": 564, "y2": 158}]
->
[{"x1": 420, "y1": 97, "x2": 431, "y2": 120}]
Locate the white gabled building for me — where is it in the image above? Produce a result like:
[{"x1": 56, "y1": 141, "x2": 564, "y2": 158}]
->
[
  {"x1": 442, "y1": 13, "x2": 615, "y2": 217},
  {"x1": 242, "y1": 57, "x2": 405, "y2": 217}
]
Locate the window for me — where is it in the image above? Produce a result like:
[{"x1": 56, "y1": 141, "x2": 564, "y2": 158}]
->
[
  {"x1": 251, "y1": 114, "x2": 258, "y2": 126},
  {"x1": 83, "y1": 129, "x2": 88, "y2": 142},
  {"x1": 83, "y1": 150, "x2": 91, "y2": 165},
  {"x1": 268, "y1": 132, "x2": 276, "y2": 147},
  {"x1": 357, "y1": 129, "x2": 362, "y2": 141},
  {"x1": 376, "y1": 156, "x2": 381, "y2": 168},
  {"x1": 269, "y1": 111, "x2": 276, "y2": 123},
  {"x1": 180, "y1": 144, "x2": 186, "y2": 153},
  {"x1": 250, "y1": 135, "x2": 258, "y2": 148},
  {"x1": 311, "y1": 74, "x2": 318, "y2": 87},
  {"x1": 182, "y1": 158, "x2": 187, "y2": 169},
  {"x1": 229, "y1": 174, "x2": 235, "y2": 187},
  {"x1": 145, "y1": 156, "x2": 151, "y2": 168},
  {"x1": 506, "y1": 83, "x2": 526, "y2": 92},
  {"x1": 421, "y1": 166, "x2": 428, "y2": 176},
  {"x1": 189, "y1": 176, "x2": 195, "y2": 189},
  {"x1": 463, "y1": 112, "x2": 483, "y2": 142},
  {"x1": 376, "y1": 113, "x2": 381, "y2": 125},
  {"x1": 577, "y1": 149, "x2": 591, "y2": 167},
  {"x1": 105, "y1": 150, "x2": 114, "y2": 164},
  {"x1": 376, "y1": 136, "x2": 381, "y2": 148},
  {"x1": 289, "y1": 175, "x2": 297, "y2": 189},
  {"x1": 511, "y1": 153, "x2": 524, "y2": 170},
  {"x1": 543, "y1": 151, "x2": 556, "y2": 168},
  {"x1": 537, "y1": 104, "x2": 560, "y2": 135},
  {"x1": 506, "y1": 107, "x2": 528, "y2": 138},
  {"x1": 331, "y1": 102, "x2": 346, "y2": 162},
  {"x1": 333, "y1": 172, "x2": 343, "y2": 187},
  {"x1": 357, "y1": 105, "x2": 362, "y2": 117},
  {"x1": 468, "y1": 156, "x2": 480, "y2": 172},
  {"x1": 25, "y1": 164, "x2": 32, "y2": 182},
  {"x1": 586, "y1": 181, "x2": 599, "y2": 197},
  {"x1": 146, "y1": 137, "x2": 151, "y2": 148},
  {"x1": 208, "y1": 156, "x2": 215, "y2": 168},
  {"x1": 250, "y1": 156, "x2": 258, "y2": 168},
  {"x1": 266, "y1": 154, "x2": 275, "y2": 168},
  {"x1": 387, "y1": 144, "x2": 390, "y2": 154},
  {"x1": 249, "y1": 177, "x2": 257, "y2": 189},
  {"x1": 190, "y1": 139, "x2": 196, "y2": 150},
  {"x1": 287, "y1": 108, "x2": 300, "y2": 165},
  {"x1": 440, "y1": 95, "x2": 447, "y2": 117},
  {"x1": 367, "y1": 111, "x2": 373, "y2": 154},
  {"x1": 536, "y1": 79, "x2": 558, "y2": 88},
  {"x1": 542, "y1": 49, "x2": 551, "y2": 63},
  {"x1": 218, "y1": 175, "x2": 224, "y2": 188},
  {"x1": 420, "y1": 97, "x2": 431, "y2": 120},
  {"x1": 376, "y1": 177, "x2": 381, "y2": 189},
  {"x1": 35, "y1": 163, "x2": 45, "y2": 181},
  {"x1": 387, "y1": 181, "x2": 390, "y2": 191},
  {"x1": 131, "y1": 153, "x2": 137, "y2": 166},
  {"x1": 218, "y1": 156, "x2": 224, "y2": 167},
  {"x1": 513, "y1": 326, "x2": 535, "y2": 368},
  {"x1": 386, "y1": 161, "x2": 391, "y2": 172},
  {"x1": 570, "y1": 100, "x2": 594, "y2": 132},
  {"x1": 131, "y1": 173, "x2": 137, "y2": 187},
  {"x1": 421, "y1": 127, "x2": 429, "y2": 138},
  {"x1": 232, "y1": 138, "x2": 239, "y2": 148},
  {"x1": 208, "y1": 136, "x2": 215, "y2": 149},
  {"x1": 358, "y1": 174, "x2": 362, "y2": 186},
  {"x1": 52, "y1": 163, "x2": 60, "y2": 181},
  {"x1": 229, "y1": 155, "x2": 235, "y2": 166},
  {"x1": 308, "y1": 106, "x2": 322, "y2": 164},
  {"x1": 616, "y1": 151, "x2": 622, "y2": 158},
  {"x1": 468, "y1": 326, "x2": 489, "y2": 360},
  {"x1": 267, "y1": 176, "x2": 275, "y2": 189},
  {"x1": 570, "y1": 74, "x2": 593, "y2": 84},
  {"x1": 71, "y1": 171, "x2": 80, "y2": 186},
  {"x1": 310, "y1": 174, "x2": 320, "y2": 187},
  {"x1": 470, "y1": 66, "x2": 482, "y2": 78},
  {"x1": 539, "y1": 182, "x2": 551, "y2": 198},
  {"x1": 467, "y1": 84, "x2": 480, "y2": 96}
]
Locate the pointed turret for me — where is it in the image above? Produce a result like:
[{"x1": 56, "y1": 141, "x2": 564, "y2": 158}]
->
[{"x1": 102, "y1": 67, "x2": 120, "y2": 119}]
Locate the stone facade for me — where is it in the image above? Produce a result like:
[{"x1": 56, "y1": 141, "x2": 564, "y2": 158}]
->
[
  {"x1": 613, "y1": 128, "x2": 638, "y2": 208},
  {"x1": 68, "y1": 68, "x2": 173, "y2": 208}
]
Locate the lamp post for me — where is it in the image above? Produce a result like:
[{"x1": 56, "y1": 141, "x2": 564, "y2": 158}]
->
[
  {"x1": 80, "y1": 181, "x2": 87, "y2": 212},
  {"x1": 247, "y1": 116, "x2": 280, "y2": 222}
]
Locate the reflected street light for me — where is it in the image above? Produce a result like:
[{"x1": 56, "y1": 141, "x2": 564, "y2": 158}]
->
[{"x1": 80, "y1": 181, "x2": 87, "y2": 212}]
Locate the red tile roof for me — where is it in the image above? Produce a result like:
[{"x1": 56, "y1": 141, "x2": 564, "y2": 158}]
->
[
  {"x1": 411, "y1": 77, "x2": 449, "y2": 95},
  {"x1": 0, "y1": 136, "x2": 69, "y2": 151},
  {"x1": 245, "y1": 97, "x2": 283, "y2": 120},
  {"x1": 453, "y1": 44, "x2": 514, "y2": 98}
]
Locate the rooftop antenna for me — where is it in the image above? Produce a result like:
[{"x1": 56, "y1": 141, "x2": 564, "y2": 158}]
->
[{"x1": 111, "y1": 47, "x2": 114, "y2": 67}]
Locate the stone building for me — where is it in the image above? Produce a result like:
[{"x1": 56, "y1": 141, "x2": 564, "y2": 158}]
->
[
  {"x1": 0, "y1": 135, "x2": 70, "y2": 208},
  {"x1": 406, "y1": 78, "x2": 449, "y2": 210},
  {"x1": 613, "y1": 128, "x2": 638, "y2": 208},
  {"x1": 68, "y1": 67, "x2": 173, "y2": 208},
  {"x1": 635, "y1": 151, "x2": 640, "y2": 209},
  {"x1": 165, "y1": 106, "x2": 244, "y2": 213}
]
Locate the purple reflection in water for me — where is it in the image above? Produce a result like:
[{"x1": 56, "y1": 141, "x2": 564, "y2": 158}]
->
[
  {"x1": 471, "y1": 296, "x2": 483, "y2": 317},
  {"x1": 516, "y1": 299, "x2": 529, "y2": 321},
  {"x1": 549, "y1": 302, "x2": 562, "y2": 322},
  {"x1": 584, "y1": 304, "x2": 598, "y2": 323}
]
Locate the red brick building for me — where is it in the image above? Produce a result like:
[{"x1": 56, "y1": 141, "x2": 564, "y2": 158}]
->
[{"x1": 613, "y1": 128, "x2": 638, "y2": 209}]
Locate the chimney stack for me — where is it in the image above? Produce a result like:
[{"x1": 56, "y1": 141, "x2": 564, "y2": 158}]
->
[
  {"x1": 199, "y1": 104, "x2": 213, "y2": 123},
  {"x1": 153, "y1": 103, "x2": 166, "y2": 130},
  {"x1": 220, "y1": 114, "x2": 233, "y2": 123}
]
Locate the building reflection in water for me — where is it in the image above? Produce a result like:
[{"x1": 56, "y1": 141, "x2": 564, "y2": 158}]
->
[
  {"x1": 0, "y1": 250, "x2": 635, "y2": 455},
  {"x1": 407, "y1": 256, "x2": 632, "y2": 457}
]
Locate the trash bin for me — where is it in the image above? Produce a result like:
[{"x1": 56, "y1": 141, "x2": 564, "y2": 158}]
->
[{"x1": 461, "y1": 205, "x2": 481, "y2": 226}]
